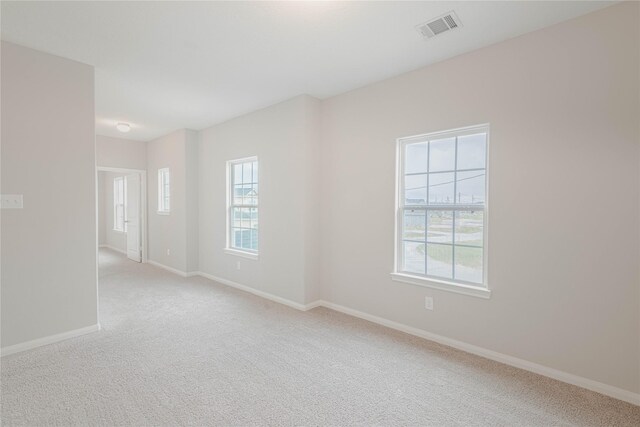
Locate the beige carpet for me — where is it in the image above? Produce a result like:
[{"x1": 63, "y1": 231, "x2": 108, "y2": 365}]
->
[{"x1": 1, "y1": 249, "x2": 638, "y2": 426}]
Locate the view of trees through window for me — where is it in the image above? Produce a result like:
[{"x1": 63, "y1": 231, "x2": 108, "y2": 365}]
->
[{"x1": 399, "y1": 129, "x2": 487, "y2": 285}]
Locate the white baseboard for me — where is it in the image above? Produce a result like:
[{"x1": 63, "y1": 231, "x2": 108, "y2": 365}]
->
[
  {"x1": 147, "y1": 259, "x2": 198, "y2": 278},
  {"x1": 145, "y1": 261, "x2": 315, "y2": 311},
  {"x1": 303, "y1": 300, "x2": 323, "y2": 310},
  {"x1": 1, "y1": 324, "x2": 101, "y2": 357},
  {"x1": 100, "y1": 245, "x2": 126, "y2": 255},
  {"x1": 316, "y1": 300, "x2": 640, "y2": 406},
  {"x1": 196, "y1": 271, "x2": 316, "y2": 311},
  {"x1": 141, "y1": 262, "x2": 640, "y2": 406}
]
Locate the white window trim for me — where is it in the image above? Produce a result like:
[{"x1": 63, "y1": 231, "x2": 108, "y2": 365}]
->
[
  {"x1": 390, "y1": 273, "x2": 490, "y2": 299},
  {"x1": 392, "y1": 124, "x2": 491, "y2": 299},
  {"x1": 225, "y1": 156, "x2": 259, "y2": 259},
  {"x1": 157, "y1": 168, "x2": 170, "y2": 214},
  {"x1": 223, "y1": 248, "x2": 259, "y2": 260}
]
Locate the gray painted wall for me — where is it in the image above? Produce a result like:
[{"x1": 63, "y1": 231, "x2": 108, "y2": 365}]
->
[
  {"x1": 146, "y1": 129, "x2": 195, "y2": 273},
  {"x1": 96, "y1": 135, "x2": 147, "y2": 170},
  {"x1": 319, "y1": 2, "x2": 639, "y2": 394},
  {"x1": 198, "y1": 95, "x2": 322, "y2": 305},
  {"x1": 1, "y1": 41, "x2": 98, "y2": 347}
]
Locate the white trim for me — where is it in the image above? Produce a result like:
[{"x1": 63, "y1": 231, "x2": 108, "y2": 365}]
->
[
  {"x1": 226, "y1": 156, "x2": 259, "y2": 255},
  {"x1": 113, "y1": 176, "x2": 126, "y2": 232},
  {"x1": 316, "y1": 300, "x2": 640, "y2": 406},
  {"x1": 145, "y1": 261, "x2": 314, "y2": 310},
  {"x1": 391, "y1": 272, "x2": 491, "y2": 299},
  {"x1": 197, "y1": 271, "x2": 314, "y2": 311},
  {"x1": 223, "y1": 248, "x2": 259, "y2": 260},
  {"x1": 147, "y1": 259, "x2": 198, "y2": 278},
  {"x1": 97, "y1": 166, "x2": 145, "y2": 174},
  {"x1": 157, "y1": 167, "x2": 170, "y2": 214},
  {"x1": 304, "y1": 300, "x2": 323, "y2": 310},
  {"x1": 394, "y1": 123, "x2": 490, "y2": 292},
  {"x1": 101, "y1": 245, "x2": 127, "y2": 255},
  {"x1": 1, "y1": 324, "x2": 101, "y2": 357},
  {"x1": 97, "y1": 167, "x2": 148, "y2": 263},
  {"x1": 227, "y1": 155, "x2": 259, "y2": 164}
]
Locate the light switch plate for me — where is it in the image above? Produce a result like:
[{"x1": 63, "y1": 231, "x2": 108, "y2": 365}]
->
[{"x1": 1, "y1": 194, "x2": 23, "y2": 209}]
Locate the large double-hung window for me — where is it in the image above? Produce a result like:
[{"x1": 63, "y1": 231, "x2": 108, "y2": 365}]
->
[
  {"x1": 393, "y1": 125, "x2": 489, "y2": 297},
  {"x1": 226, "y1": 157, "x2": 259, "y2": 257}
]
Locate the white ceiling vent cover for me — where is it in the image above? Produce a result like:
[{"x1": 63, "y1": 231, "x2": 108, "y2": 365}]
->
[{"x1": 416, "y1": 11, "x2": 462, "y2": 39}]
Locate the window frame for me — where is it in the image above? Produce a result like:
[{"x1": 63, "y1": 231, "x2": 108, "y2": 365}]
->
[
  {"x1": 225, "y1": 156, "x2": 259, "y2": 260},
  {"x1": 157, "y1": 168, "x2": 170, "y2": 214},
  {"x1": 391, "y1": 124, "x2": 491, "y2": 299},
  {"x1": 113, "y1": 176, "x2": 127, "y2": 233}
]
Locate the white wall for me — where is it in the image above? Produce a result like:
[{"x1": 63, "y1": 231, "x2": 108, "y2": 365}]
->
[
  {"x1": 1, "y1": 41, "x2": 98, "y2": 348},
  {"x1": 198, "y1": 95, "x2": 321, "y2": 305},
  {"x1": 185, "y1": 131, "x2": 199, "y2": 273},
  {"x1": 319, "y1": 2, "x2": 639, "y2": 394},
  {"x1": 96, "y1": 135, "x2": 146, "y2": 170},
  {"x1": 147, "y1": 129, "x2": 198, "y2": 272}
]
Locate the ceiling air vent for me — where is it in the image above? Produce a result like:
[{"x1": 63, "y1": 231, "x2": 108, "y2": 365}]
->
[{"x1": 416, "y1": 11, "x2": 462, "y2": 39}]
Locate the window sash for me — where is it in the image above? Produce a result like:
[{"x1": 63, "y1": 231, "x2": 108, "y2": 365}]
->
[
  {"x1": 396, "y1": 125, "x2": 488, "y2": 288},
  {"x1": 398, "y1": 206, "x2": 484, "y2": 284},
  {"x1": 158, "y1": 169, "x2": 170, "y2": 212},
  {"x1": 228, "y1": 158, "x2": 258, "y2": 253}
]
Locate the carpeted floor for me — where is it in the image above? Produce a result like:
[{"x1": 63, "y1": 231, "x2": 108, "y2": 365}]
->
[{"x1": 1, "y1": 249, "x2": 638, "y2": 426}]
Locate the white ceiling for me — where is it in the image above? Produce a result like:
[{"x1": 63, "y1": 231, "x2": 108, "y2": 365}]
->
[{"x1": 1, "y1": 1, "x2": 614, "y2": 141}]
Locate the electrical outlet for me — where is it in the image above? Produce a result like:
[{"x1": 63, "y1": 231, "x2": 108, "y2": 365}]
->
[
  {"x1": 425, "y1": 296, "x2": 434, "y2": 311},
  {"x1": 1, "y1": 194, "x2": 23, "y2": 209},
  {"x1": 236, "y1": 261, "x2": 241, "y2": 270},
  {"x1": 167, "y1": 248, "x2": 171, "y2": 256}
]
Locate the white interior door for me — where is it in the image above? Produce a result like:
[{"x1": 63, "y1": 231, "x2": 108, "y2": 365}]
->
[{"x1": 126, "y1": 173, "x2": 142, "y2": 262}]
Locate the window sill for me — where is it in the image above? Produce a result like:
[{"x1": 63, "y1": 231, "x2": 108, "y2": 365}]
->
[
  {"x1": 390, "y1": 272, "x2": 491, "y2": 299},
  {"x1": 157, "y1": 211, "x2": 170, "y2": 216},
  {"x1": 224, "y1": 248, "x2": 259, "y2": 260},
  {"x1": 113, "y1": 229, "x2": 125, "y2": 234}
]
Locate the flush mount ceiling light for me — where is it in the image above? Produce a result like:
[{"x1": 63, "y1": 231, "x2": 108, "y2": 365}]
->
[{"x1": 116, "y1": 122, "x2": 131, "y2": 133}]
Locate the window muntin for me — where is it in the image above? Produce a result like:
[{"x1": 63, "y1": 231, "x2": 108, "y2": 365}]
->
[
  {"x1": 397, "y1": 125, "x2": 488, "y2": 288},
  {"x1": 113, "y1": 176, "x2": 127, "y2": 232},
  {"x1": 158, "y1": 168, "x2": 170, "y2": 213},
  {"x1": 228, "y1": 157, "x2": 258, "y2": 254}
]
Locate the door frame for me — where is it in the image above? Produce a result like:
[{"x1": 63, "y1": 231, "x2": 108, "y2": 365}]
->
[{"x1": 97, "y1": 166, "x2": 148, "y2": 263}]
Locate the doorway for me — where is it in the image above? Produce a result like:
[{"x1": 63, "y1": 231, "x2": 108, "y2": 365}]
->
[{"x1": 97, "y1": 167, "x2": 147, "y2": 262}]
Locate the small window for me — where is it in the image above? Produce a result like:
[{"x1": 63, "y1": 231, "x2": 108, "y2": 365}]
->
[
  {"x1": 226, "y1": 157, "x2": 258, "y2": 256},
  {"x1": 113, "y1": 176, "x2": 127, "y2": 232},
  {"x1": 158, "y1": 168, "x2": 170, "y2": 214},
  {"x1": 393, "y1": 125, "x2": 489, "y2": 297}
]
